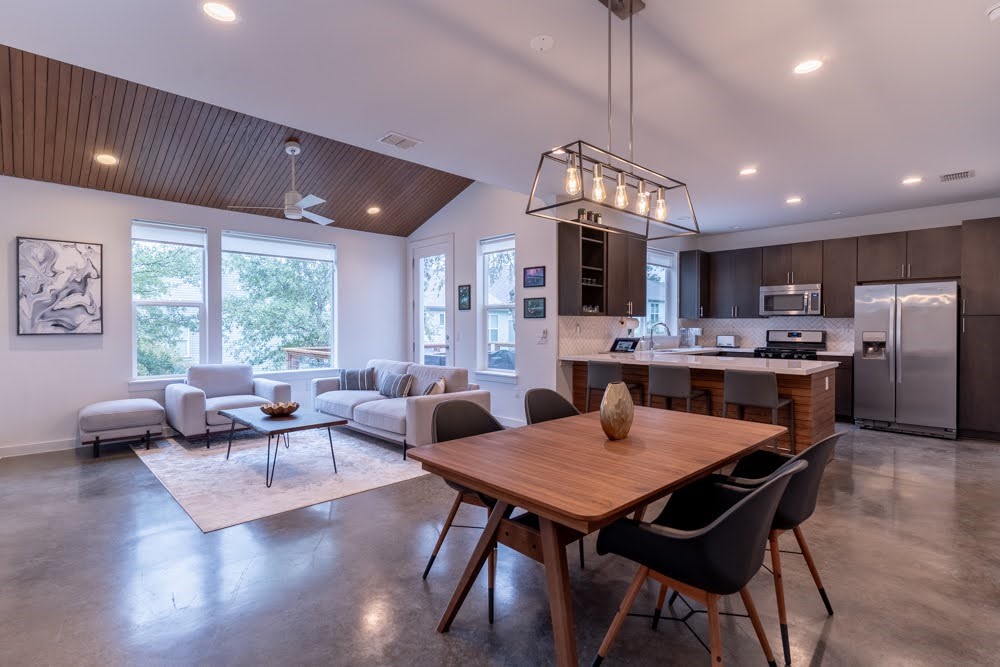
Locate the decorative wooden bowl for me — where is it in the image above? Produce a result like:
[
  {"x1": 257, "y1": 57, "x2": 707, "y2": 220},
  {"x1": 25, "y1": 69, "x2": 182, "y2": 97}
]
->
[{"x1": 261, "y1": 402, "x2": 300, "y2": 417}]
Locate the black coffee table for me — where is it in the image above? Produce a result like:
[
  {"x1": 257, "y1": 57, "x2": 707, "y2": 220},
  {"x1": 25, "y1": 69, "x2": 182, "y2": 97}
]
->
[{"x1": 218, "y1": 407, "x2": 348, "y2": 488}]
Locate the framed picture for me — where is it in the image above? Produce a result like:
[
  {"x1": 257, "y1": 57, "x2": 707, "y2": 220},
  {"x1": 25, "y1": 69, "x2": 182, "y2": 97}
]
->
[
  {"x1": 523, "y1": 266, "x2": 546, "y2": 288},
  {"x1": 524, "y1": 297, "x2": 546, "y2": 319},
  {"x1": 17, "y1": 236, "x2": 103, "y2": 335},
  {"x1": 458, "y1": 284, "x2": 471, "y2": 311}
]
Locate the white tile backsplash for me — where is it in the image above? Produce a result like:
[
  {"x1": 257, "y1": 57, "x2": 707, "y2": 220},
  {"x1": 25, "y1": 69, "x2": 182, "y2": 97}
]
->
[
  {"x1": 558, "y1": 316, "x2": 637, "y2": 355},
  {"x1": 681, "y1": 316, "x2": 855, "y2": 353}
]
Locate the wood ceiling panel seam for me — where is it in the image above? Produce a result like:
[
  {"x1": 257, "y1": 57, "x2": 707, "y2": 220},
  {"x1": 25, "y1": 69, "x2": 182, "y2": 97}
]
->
[
  {"x1": 228, "y1": 121, "x2": 290, "y2": 210},
  {"x1": 101, "y1": 80, "x2": 137, "y2": 191},
  {"x1": 59, "y1": 65, "x2": 83, "y2": 184},
  {"x1": 120, "y1": 85, "x2": 162, "y2": 196},
  {"x1": 172, "y1": 103, "x2": 222, "y2": 202},
  {"x1": 126, "y1": 88, "x2": 171, "y2": 197},
  {"x1": 67, "y1": 68, "x2": 95, "y2": 185},
  {"x1": 179, "y1": 105, "x2": 231, "y2": 203},
  {"x1": 76, "y1": 71, "x2": 107, "y2": 187},
  {"x1": 41, "y1": 57, "x2": 59, "y2": 182},
  {"x1": 156, "y1": 99, "x2": 208, "y2": 201},
  {"x1": 90, "y1": 76, "x2": 126, "y2": 190},
  {"x1": 139, "y1": 94, "x2": 188, "y2": 199},
  {"x1": 194, "y1": 110, "x2": 252, "y2": 206},
  {"x1": 111, "y1": 83, "x2": 149, "y2": 193},
  {"x1": 30, "y1": 53, "x2": 47, "y2": 181},
  {"x1": 206, "y1": 115, "x2": 269, "y2": 209},
  {"x1": 12, "y1": 49, "x2": 28, "y2": 179},
  {"x1": 337, "y1": 153, "x2": 398, "y2": 229},
  {"x1": 0, "y1": 47, "x2": 15, "y2": 176},
  {"x1": 50, "y1": 61, "x2": 71, "y2": 183}
]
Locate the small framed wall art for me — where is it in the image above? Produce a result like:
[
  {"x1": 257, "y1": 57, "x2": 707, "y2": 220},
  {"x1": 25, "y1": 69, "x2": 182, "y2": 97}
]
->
[
  {"x1": 523, "y1": 266, "x2": 545, "y2": 288},
  {"x1": 524, "y1": 297, "x2": 546, "y2": 319},
  {"x1": 17, "y1": 236, "x2": 104, "y2": 335},
  {"x1": 458, "y1": 284, "x2": 471, "y2": 311}
]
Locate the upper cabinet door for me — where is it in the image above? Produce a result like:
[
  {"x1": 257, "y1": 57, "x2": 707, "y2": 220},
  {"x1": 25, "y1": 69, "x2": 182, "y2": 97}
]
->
[
  {"x1": 822, "y1": 237, "x2": 857, "y2": 318},
  {"x1": 708, "y1": 250, "x2": 736, "y2": 318},
  {"x1": 962, "y1": 217, "x2": 1000, "y2": 315},
  {"x1": 905, "y1": 226, "x2": 961, "y2": 280},
  {"x1": 789, "y1": 241, "x2": 823, "y2": 284},
  {"x1": 605, "y1": 232, "x2": 630, "y2": 317},
  {"x1": 679, "y1": 250, "x2": 710, "y2": 319},
  {"x1": 857, "y1": 232, "x2": 907, "y2": 282},
  {"x1": 761, "y1": 245, "x2": 793, "y2": 286},
  {"x1": 627, "y1": 236, "x2": 647, "y2": 317},
  {"x1": 731, "y1": 247, "x2": 763, "y2": 318}
]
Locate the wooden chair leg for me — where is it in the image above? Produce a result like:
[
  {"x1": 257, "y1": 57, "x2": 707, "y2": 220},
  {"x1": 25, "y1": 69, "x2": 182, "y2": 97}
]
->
[
  {"x1": 578, "y1": 538, "x2": 585, "y2": 569},
  {"x1": 487, "y1": 507, "x2": 497, "y2": 624},
  {"x1": 740, "y1": 587, "x2": 778, "y2": 667},
  {"x1": 788, "y1": 402, "x2": 796, "y2": 453},
  {"x1": 586, "y1": 388, "x2": 592, "y2": 412},
  {"x1": 593, "y1": 566, "x2": 649, "y2": 666},
  {"x1": 706, "y1": 593, "x2": 724, "y2": 666},
  {"x1": 651, "y1": 583, "x2": 668, "y2": 629},
  {"x1": 423, "y1": 491, "x2": 464, "y2": 580},
  {"x1": 769, "y1": 532, "x2": 790, "y2": 666},
  {"x1": 794, "y1": 526, "x2": 833, "y2": 616}
]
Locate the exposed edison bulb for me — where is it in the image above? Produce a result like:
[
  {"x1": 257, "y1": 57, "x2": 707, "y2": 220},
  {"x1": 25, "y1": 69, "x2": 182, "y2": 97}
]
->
[
  {"x1": 591, "y1": 164, "x2": 607, "y2": 202},
  {"x1": 614, "y1": 172, "x2": 629, "y2": 209},
  {"x1": 565, "y1": 154, "x2": 581, "y2": 196},
  {"x1": 636, "y1": 180, "x2": 650, "y2": 216},
  {"x1": 654, "y1": 188, "x2": 668, "y2": 221}
]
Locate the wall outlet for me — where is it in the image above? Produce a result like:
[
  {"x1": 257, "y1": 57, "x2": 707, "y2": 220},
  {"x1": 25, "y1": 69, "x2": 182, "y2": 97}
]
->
[
  {"x1": 513, "y1": 387, "x2": 522, "y2": 399},
  {"x1": 537, "y1": 328, "x2": 549, "y2": 344}
]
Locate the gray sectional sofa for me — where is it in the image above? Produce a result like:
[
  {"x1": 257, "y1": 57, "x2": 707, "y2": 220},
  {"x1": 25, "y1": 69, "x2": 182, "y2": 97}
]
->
[{"x1": 311, "y1": 359, "x2": 490, "y2": 458}]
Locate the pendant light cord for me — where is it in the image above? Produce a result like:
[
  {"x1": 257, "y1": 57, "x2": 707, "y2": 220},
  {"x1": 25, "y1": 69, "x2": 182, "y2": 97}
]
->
[
  {"x1": 629, "y1": 0, "x2": 634, "y2": 165},
  {"x1": 607, "y1": 0, "x2": 612, "y2": 152}
]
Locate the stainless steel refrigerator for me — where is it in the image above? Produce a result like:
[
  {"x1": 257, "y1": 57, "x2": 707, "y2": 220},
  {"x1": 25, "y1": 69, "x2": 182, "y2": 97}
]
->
[{"x1": 854, "y1": 281, "x2": 958, "y2": 439}]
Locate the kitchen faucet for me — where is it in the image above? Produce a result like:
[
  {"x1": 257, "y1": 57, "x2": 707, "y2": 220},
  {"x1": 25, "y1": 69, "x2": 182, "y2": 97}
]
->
[{"x1": 648, "y1": 321, "x2": 671, "y2": 350}]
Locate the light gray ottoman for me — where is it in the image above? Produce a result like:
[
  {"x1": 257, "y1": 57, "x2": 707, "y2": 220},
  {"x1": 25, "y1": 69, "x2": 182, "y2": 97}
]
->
[{"x1": 79, "y1": 399, "x2": 165, "y2": 458}]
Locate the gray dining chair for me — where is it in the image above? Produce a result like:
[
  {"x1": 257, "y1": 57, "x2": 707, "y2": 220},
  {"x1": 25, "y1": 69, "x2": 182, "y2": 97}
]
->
[
  {"x1": 592, "y1": 459, "x2": 807, "y2": 666},
  {"x1": 424, "y1": 400, "x2": 504, "y2": 623},
  {"x1": 586, "y1": 361, "x2": 644, "y2": 412},
  {"x1": 647, "y1": 365, "x2": 711, "y2": 414},
  {"x1": 722, "y1": 369, "x2": 795, "y2": 452}
]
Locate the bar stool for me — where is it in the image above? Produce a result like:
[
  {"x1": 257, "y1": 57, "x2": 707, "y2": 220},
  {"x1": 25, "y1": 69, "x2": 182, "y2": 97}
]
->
[
  {"x1": 646, "y1": 365, "x2": 711, "y2": 414},
  {"x1": 722, "y1": 369, "x2": 796, "y2": 452},
  {"x1": 585, "y1": 361, "x2": 644, "y2": 412}
]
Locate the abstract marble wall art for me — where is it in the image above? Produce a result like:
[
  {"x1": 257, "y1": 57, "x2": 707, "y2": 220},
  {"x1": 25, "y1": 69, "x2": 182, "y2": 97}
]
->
[{"x1": 17, "y1": 237, "x2": 103, "y2": 335}]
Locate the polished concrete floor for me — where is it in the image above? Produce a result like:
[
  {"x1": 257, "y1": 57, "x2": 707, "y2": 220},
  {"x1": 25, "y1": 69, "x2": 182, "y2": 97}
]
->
[{"x1": 1, "y1": 426, "x2": 998, "y2": 666}]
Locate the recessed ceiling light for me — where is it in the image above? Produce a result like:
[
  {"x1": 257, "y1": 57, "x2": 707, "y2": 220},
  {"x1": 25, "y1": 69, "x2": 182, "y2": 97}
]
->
[
  {"x1": 203, "y1": 2, "x2": 237, "y2": 22},
  {"x1": 901, "y1": 176, "x2": 923, "y2": 186},
  {"x1": 366, "y1": 206, "x2": 381, "y2": 215},
  {"x1": 731, "y1": 225, "x2": 742, "y2": 229},
  {"x1": 739, "y1": 166, "x2": 758, "y2": 176},
  {"x1": 94, "y1": 153, "x2": 118, "y2": 166},
  {"x1": 832, "y1": 211, "x2": 843, "y2": 216},
  {"x1": 786, "y1": 196, "x2": 803, "y2": 205},
  {"x1": 793, "y1": 59, "x2": 824, "y2": 75}
]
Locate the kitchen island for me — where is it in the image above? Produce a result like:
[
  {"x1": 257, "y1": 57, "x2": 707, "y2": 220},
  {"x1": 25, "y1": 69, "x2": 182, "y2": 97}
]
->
[{"x1": 559, "y1": 351, "x2": 839, "y2": 452}]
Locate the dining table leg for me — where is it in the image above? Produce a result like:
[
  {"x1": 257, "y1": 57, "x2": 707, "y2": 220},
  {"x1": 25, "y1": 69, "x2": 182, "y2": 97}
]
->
[
  {"x1": 539, "y1": 517, "x2": 579, "y2": 667},
  {"x1": 437, "y1": 500, "x2": 513, "y2": 633}
]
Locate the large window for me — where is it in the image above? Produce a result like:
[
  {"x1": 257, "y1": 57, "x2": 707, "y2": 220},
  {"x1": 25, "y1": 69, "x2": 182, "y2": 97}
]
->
[
  {"x1": 480, "y1": 235, "x2": 515, "y2": 371},
  {"x1": 222, "y1": 232, "x2": 336, "y2": 372},
  {"x1": 131, "y1": 222, "x2": 206, "y2": 377},
  {"x1": 638, "y1": 249, "x2": 678, "y2": 337}
]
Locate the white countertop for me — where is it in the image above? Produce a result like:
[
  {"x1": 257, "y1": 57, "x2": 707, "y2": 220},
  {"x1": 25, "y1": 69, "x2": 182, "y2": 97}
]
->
[{"x1": 559, "y1": 350, "x2": 840, "y2": 375}]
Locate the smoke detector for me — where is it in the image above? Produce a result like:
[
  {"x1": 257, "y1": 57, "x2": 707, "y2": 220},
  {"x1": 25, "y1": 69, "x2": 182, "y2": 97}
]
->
[{"x1": 988, "y1": 2, "x2": 1000, "y2": 22}]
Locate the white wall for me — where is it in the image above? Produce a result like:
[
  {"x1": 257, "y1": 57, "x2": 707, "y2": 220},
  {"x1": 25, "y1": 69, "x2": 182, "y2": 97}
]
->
[
  {"x1": 408, "y1": 182, "x2": 558, "y2": 425},
  {"x1": 0, "y1": 176, "x2": 406, "y2": 456}
]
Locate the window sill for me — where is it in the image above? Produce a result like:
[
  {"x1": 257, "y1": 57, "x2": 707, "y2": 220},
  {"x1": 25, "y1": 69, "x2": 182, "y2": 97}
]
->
[
  {"x1": 128, "y1": 367, "x2": 340, "y2": 393},
  {"x1": 474, "y1": 369, "x2": 519, "y2": 385}
]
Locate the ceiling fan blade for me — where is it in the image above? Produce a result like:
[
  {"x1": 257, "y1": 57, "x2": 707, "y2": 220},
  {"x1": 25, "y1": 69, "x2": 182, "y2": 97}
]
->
[
  {"x1": 302, "y1": 210, "x2": 335, "y2": 226},
  {"x1": 295, "y1": 194, "x2": 325, "y2": 209},
  {"x1": 227, "y1": 205, "x2": 284, "y2": 210}
]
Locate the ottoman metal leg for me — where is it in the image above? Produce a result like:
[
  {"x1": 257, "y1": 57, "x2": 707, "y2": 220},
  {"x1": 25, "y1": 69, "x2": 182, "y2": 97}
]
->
[{"x1": 93, "y1": 436, "x2": 100, "y2": 459}]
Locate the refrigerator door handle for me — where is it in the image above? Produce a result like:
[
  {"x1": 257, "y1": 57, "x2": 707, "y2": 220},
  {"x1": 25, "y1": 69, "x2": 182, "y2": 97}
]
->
[
  {"x1": 896, "y1": 296, "x2": 903, "y2": 384},
  {"x1": 888, "y1": 294, "x2": 896, "y2": 386}
]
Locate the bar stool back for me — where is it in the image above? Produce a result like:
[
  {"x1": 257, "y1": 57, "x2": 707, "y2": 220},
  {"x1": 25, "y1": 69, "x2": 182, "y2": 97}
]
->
[
  {"x1": 722, "y1": 369, "x2": 795, "y2": 451},
  {"x1": 647, "y1": 365, "x2": 711, "y2": 414},
  {"x1": 586, "y1": 361, "x2": 643, "y2": 412}
]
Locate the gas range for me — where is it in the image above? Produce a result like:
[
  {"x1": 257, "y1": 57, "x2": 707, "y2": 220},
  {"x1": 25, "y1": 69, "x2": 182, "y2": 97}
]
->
[{"x1": 753, "y1": 329, "x2": 826, "y2": 360}]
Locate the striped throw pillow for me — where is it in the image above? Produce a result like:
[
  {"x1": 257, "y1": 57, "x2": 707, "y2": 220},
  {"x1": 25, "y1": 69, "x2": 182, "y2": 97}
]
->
[
  {"x1": 423, "y1": 378, "x2": 446, "y2": 396},
  {"x1": 379, "y1": 372, "x2": 414, "y2": 398},
  {"x1": 340, "y1": 367, "x2": 376, "y2": 391}
]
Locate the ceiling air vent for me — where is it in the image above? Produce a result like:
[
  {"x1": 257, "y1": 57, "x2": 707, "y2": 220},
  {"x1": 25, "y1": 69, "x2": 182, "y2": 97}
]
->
[
  {"x1": 939, "y1": 169, "x2": 975, "y2": 183},
  {"x1": 378, "y1": 131, "x2": 422, "y2": 150}
]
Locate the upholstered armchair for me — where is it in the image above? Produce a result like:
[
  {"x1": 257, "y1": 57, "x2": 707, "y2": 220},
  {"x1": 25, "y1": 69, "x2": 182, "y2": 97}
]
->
[{"x1": 165, "y1": 364, "x2": 291, "y2": 445}]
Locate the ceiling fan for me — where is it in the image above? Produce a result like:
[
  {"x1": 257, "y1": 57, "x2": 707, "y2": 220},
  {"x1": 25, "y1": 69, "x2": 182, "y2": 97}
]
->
[{"x1": 227, "y1": 140, "x2": 334, "y2": 225}]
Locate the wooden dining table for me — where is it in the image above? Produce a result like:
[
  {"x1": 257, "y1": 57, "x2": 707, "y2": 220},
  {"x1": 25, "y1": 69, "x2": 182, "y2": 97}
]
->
[{"x1": 408, "y1": 406, "x2": 787, "y2": 666}]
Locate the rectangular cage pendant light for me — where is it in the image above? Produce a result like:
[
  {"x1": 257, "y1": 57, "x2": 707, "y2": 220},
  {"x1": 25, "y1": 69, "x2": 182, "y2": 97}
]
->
[{"x1": 525, "y1": 140, "x2": 700, "y2": 241}]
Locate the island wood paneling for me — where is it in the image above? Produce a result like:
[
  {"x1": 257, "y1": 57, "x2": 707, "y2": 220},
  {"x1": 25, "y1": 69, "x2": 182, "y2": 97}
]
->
[
  {"x1": 571, "y1": 362, "x2": 835, "y2": 453},
  {"x1": 0, "y1": 44, "x2": 472, "y2": 236}
]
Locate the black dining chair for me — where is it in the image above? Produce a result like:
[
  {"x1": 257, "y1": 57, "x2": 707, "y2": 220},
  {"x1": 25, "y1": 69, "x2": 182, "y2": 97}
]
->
[
  {"x1": 651, "y1": 431, "x2": 843, "y2": 665},
  {"x1": 722, "y1": 369, "x2": 796, "y2": 452},
  {"x1": 423, "y1": 400, "x2": 504, "y2": 623},
  {"x1": 592, "y1": 460, "x2": 807, "y2": 666},
  {"x1": 586, "y1": 361, "x2": 644, "y2": 412},
  {"x1": 647, "y1": 365, "x2": 711, "y2": 414},
  {"x1": 523, "y1": 388, "x2": 587, "y2": 568}
]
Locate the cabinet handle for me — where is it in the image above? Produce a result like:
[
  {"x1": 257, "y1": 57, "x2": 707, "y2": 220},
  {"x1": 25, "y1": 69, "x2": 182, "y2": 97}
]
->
[
  {"x1": 786, "y1": 272, "x2": 790, "y2": 284},
  {"x1": 699, "y1": 305, "x2": 703, "y2": 318},
  {"x1": 962, "y1": 298, "x2": 966, "y2": 314},
  {"x1": 900, "y1": 264, "x2": 905, "y2": 278},
  {"x1": 962, "y1": 318, "x2": 966, "y2": 334},
  {"x1": 907, "y1": 263, "x2": 911, "y2": 278},
  {"x1": 791, "y1": 271, "x2": 795, "y2": 284},
  {"x1": 823, "y1": 303, "x2": 826, "y2": 317}
]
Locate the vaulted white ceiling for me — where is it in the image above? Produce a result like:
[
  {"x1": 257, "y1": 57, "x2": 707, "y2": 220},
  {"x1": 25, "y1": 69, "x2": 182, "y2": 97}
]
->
[{"x1": 2, "y1": 0, "x2": 998, "y2": 232}]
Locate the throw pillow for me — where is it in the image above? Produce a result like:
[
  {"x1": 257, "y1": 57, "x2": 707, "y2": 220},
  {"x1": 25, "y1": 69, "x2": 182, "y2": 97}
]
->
[
  {"x1": 423, "y1": 377, "x2": 446, "y2": 396},
  {"x1": 340, "y1": 367, "x2": 377, "y2": 391},
  {"x1": 379, "y1": 372, "x2": 414, "y2": 398}
]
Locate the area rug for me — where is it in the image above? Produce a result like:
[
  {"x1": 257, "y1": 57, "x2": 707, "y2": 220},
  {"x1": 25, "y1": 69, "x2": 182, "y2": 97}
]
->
[{"x1": 132, "y1": 428, "x2": 427, "y2": 532}]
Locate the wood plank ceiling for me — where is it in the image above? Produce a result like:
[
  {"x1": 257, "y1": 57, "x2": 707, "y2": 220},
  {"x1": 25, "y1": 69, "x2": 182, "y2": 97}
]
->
[{"x1": 0, "y1": 44, "x2": 473, "y2": 237}]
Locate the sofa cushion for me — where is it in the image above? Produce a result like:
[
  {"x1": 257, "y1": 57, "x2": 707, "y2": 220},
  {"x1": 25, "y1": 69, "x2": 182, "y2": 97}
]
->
[
  {"x1": 367, "y1": 359, "x2": 412, "y2": 391},
  {"x1": 353, "y1": 398, "x2": 407, "y2": 435},
  {"x1": 379, "y1": 372, "x2": 414, "y2": 398},
  {"x1": 187, "y1": 364, "x2": 254, "y2": 399},
  {"x1": 205, "y1": 395, "x2": 270, "y2": 425},
  {"x1": 408, "y1": 363, "x2": 469, "y2": 394},
  {"x1": 315, "y1": 390, "x2": 384, "y2": 420},
  {"x1": 423, "y1": 377, "x2": 446, "y2": 396},
  {"x1": 79, "y1": 399, "x2": 164, "y2": 433},
  {"x1": 340, "y1": 367, "x2": 377, "y2": 391}
]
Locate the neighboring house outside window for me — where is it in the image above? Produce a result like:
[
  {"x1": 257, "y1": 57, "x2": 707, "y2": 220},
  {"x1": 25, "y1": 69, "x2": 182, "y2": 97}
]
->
[
  {"x1": 480, "y1": 235, "x2": 516, "y2": 371},
  {"x1": 637, "y1": 249, "x2": 678, "y2": 338}
]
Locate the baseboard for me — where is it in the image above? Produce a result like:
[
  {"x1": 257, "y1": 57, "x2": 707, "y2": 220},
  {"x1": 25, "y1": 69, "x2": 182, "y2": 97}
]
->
[
  {"x1": 496, "y1": 415, "x2": 526, "y2": 428},
  {"x1": 0, "y1": 437, "x2": 78, "y2": 458}
]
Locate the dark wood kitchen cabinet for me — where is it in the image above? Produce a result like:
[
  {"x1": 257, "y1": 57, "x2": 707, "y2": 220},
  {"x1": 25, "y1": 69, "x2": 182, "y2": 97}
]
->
[
  {"x1": 857, "y1": 232, "x2": 907, "y2": 282},
  {"x1": 905, "y1": 226, "x2": 961, "y2": 279},
  {"x1": 679, "y1": 250, "x2": 710, "y2": 319},
  {"x1": 709, "y1": 247, "x2": 761, "y2": 318},
  {"x1": 761, "y1": 241, "x2": 823, "y2": 285},
  {"x1": 822, "y1": 237, "x2": 858, "y2": 318},
  {"x1": 961, "y1": 217, "x2": 1000, "y2": 315},
  {"x1": 959, "y1": 315, "x2": 1000, "y2": 435},
  {"x1": 605, "y1": 232, "x2": 647, "y2": 317},
  {"x1": 826, "y1": 355, "x2": 854, "y2": 420},
  {"x1": 557, "y1": 223, "x2": 607, "y2": 316}
]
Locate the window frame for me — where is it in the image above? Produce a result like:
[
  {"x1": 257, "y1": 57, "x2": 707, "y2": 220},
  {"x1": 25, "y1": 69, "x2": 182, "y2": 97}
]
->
[
  {"x1": 479, "y1": 234, "x2": 516, "y2": 373},
  {"x1": 637, "y1": 248, "x2": 678, "y2": 338},
  {"x1": 130, "y1": 224, "x2": 208, "y2": 380}
]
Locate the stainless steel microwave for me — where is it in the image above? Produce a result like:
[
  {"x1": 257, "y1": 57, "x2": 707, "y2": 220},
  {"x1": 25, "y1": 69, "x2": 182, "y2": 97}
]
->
[{"x1": 759, "y1": 284, "x2": 822, "y2": 316}]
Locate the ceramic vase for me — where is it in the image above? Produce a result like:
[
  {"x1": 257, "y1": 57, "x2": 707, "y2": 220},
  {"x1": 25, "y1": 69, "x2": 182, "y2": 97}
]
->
[{"x1": 599, "y1": 381, "x2": 634, "y2": 440}]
